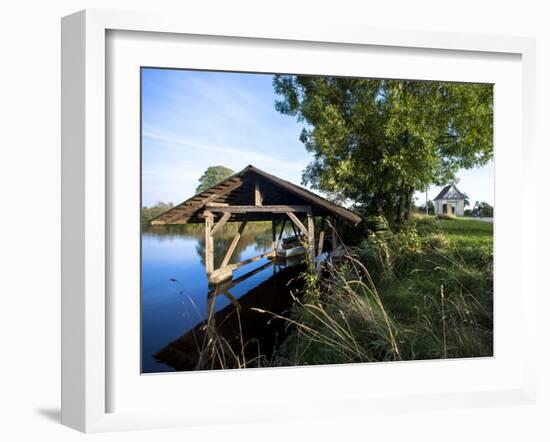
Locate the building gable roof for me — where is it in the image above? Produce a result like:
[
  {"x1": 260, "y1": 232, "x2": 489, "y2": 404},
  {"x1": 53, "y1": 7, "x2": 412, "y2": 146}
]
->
[
  {"x1": 151, "y1": 165, "x2": 362, "y2": 225},
  {"x1": 433, "y1": 184, "x2": 465, "y2": 201}
]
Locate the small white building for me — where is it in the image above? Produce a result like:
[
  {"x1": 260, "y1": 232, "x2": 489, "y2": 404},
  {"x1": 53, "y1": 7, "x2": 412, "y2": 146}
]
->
[{"x1": 433, "y1": 184, "x2": 465, "y2": 216}]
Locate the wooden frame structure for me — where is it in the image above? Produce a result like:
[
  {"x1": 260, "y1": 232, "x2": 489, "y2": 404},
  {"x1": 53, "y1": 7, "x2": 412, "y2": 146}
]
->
[{"x1": 152, "y1": 165, "x2": 361, "y2": 283}]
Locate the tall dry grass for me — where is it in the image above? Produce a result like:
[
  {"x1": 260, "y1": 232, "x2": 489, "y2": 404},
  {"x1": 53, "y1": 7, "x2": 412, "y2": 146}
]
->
[{"x1": 262, "y1": 215, "x2": 493, "y2": 366}]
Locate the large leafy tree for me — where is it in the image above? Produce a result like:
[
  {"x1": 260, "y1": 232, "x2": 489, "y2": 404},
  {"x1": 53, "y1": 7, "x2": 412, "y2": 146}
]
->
[
  {"x1": 195, "y1": 165, "x2": 235, "y2": 193},
  {"x1": 273, "y1": 76, "x2": 493, "y2": 223}
]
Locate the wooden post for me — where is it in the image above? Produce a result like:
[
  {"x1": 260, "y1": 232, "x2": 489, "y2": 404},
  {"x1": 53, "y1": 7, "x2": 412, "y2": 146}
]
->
[
  {"x1": 255, "y1": 179, "x2": 262, "y2": 206},
  {"x1": 271, "y1": 219, "x2": 277, "y2": 252},
  {"x1": 307, "y1": 212, "x2": 315, "y2": 267},
  {"x1": 204, "y1": 211, "x2": 214, "y2": 275}
]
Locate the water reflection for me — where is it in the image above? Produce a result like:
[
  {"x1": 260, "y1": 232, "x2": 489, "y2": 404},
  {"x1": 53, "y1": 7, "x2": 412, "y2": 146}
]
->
[{"x1": 141, "y1": 222, "x2": 299, "y2": 373}]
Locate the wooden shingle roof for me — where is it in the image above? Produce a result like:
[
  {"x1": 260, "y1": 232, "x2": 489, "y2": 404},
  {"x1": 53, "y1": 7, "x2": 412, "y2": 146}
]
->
[{"x1": 151, "y1": 165, "x2": 361, "y2": 225}]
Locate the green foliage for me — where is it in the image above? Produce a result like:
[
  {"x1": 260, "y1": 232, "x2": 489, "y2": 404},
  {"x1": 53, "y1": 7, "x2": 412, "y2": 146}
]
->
[
  {"x1": 271, "y1": 216, "x2": 493, "y2": 365},
  {"x1": 141, "y1": 201, "x2": 173, "y2": 223},
  {"x1": 273, "y1": 76, "x2": 493, "y2": 223},
  {"x1": 472, "y1": 201, "x2": 493, "y2": 217},
  {"x1": 357, "y1": 215, "x2": 422, "y2": 282},
  {"x1": 195, "y1": 165, "x2": 234, "y2": 193},
  {"x1": 418, "y1": 200, "x2": 435, "y2": 215}
]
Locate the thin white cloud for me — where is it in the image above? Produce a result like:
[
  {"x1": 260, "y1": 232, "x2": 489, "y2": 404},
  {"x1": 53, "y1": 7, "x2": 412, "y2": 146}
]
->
[{"x1": 143, "y1": 130, "x2": 306, "y2": 177}]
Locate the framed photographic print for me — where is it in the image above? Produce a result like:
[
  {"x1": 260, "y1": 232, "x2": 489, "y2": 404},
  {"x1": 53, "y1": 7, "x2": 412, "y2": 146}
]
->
[{"x1": 61, "y1": 9, "x2": 537, "y2": 432}]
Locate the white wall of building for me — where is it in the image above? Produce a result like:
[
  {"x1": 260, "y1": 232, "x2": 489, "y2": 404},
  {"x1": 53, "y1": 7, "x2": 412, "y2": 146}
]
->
[{"x1": 435, "y1": 199, "x2": 465, "y2": 216}]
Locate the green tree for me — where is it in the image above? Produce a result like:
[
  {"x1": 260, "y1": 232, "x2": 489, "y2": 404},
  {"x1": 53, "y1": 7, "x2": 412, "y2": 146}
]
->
[
  {"x1": 195, "y1": 166, "x2": 235, "y2": 193},
  {"x1": 142, "y1": 201, "x2": 174, "y2": 223},
  {"x1": 479, "y1": 202, "x2": 493, "y2": 217},
  {"x1": 273, "y1": 76, "x2": 493, "y2": 223}
]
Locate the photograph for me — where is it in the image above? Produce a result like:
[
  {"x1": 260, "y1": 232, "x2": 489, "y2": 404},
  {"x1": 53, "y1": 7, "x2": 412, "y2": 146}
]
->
[{"x1": 140, "y1": 68, "x2": 494, "y2": 373}]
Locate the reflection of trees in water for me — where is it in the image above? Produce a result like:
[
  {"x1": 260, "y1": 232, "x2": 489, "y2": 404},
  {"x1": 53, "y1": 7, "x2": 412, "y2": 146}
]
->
[{"x1": 143, "y1": 222, "x2": 294, "y2": 268}]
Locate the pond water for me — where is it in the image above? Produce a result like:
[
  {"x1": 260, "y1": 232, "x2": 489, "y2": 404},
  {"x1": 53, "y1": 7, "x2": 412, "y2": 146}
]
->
[{"x1": 141, "y1": 222, "x2": 301, "y2": 373}]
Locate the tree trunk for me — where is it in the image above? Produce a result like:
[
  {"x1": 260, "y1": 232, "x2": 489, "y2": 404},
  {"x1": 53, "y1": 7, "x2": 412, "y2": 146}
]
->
[
  {"x1": 397, "y1": 183, "x2": 409, "y2": 224},
  {"x1": 404, "y1": 186, "x2": 414, "y2": 222},
  {"x1": 395, "y1": 193, "x2": 403, "y2": 224}
]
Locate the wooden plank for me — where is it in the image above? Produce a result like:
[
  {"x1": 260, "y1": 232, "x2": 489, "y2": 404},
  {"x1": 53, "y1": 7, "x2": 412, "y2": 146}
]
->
[
  {"x1": 255, "y1": 179, "x2": 262, "y2": 206},
  {"x1": 210, "y1": 212, "x2": 231, "y2": 236},
  {"x1": 204, "y1": 212, "x2": 214, "y2": 274},
  {"x1": 205, "y1": 204, "x2": 312, "y2": 213},
  {"x1": 287, "y1": 212, "x2": 309, "y2": 236},
  {"x1": 220, "y1": 221, "x2": 247, "y2": 268}
]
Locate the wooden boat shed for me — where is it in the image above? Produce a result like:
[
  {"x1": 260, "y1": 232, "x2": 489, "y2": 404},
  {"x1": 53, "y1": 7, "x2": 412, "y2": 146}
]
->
[{"x1": 151, "y1": 165, "x2": 361, "y2": 284}]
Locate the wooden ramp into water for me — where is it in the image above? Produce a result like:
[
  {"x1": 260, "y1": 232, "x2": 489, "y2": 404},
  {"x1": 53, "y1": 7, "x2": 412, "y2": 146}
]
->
[{"x1": 153, "y1": 263, "x2": 305, "y2": 371}]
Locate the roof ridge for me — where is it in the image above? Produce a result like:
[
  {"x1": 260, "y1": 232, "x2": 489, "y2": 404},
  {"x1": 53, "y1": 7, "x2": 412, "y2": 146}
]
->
[{"x1": 152, "y1": 164, "x2": 362, "y2": 225}]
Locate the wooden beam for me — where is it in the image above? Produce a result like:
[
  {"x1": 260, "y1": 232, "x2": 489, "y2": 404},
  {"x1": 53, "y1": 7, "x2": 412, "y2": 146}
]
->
[
  {"x1": 210, "y1": 212, "x2": 231, "y2": 236},
  {"x1": 276, "y1": 218, "x2": 287, "y2": 249},
  {"x1": 225, "y1": 251, "x2": 275, "y2": 272},
  {"x1": 290, "y1": 219, "x2": 298, "y2": 237},
  {"x1": 210, "y1": 251, "x2": 275, "y2": 283},
  {"x1": 318, "y1": 229, "x2": 325, "y2": 256},
  {"x1": 287, "y1": 212, "x2": 308, "y2": 236},
  {"x1": 220, "y1": 221, "x2": 247, "y2": 269},
  {"x1": 204, "y1": 211, "x2": 214, "y2": 275},
  {"x1": 205, "y1": 204, "x2": 312, "y2": 214},
  {"x1": 317, "y1": 216, "x2": 325, "y2": 256},
  {"x1": 255, "y1": 179, "x2": 262, "y2": 206},
  {"x1": 307, "y1": 212, "x2": 315, "y2": 265},
  {"x1": 271, "y1": 220, "x2": 277, "y2": 251}
]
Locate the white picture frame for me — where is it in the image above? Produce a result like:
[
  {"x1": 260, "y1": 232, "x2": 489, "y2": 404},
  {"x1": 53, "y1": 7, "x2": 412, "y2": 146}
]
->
[{"x1": 61, "y1": 9, "x2": 537, "y2": 433}]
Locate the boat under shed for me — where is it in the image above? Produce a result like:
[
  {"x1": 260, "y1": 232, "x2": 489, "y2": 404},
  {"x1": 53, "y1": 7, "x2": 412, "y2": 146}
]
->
[{"x1": 151, "y1": 165, "x2": 361, "y2": 284}]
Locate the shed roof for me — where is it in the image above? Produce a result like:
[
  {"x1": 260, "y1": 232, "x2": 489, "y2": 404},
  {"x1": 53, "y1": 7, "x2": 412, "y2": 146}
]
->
[
  {"x1": 433, "y1": 184, "x2": 465, "y2": 201},
  {"x1": 151, "y1": 165, "x2": 361, "y2": 225}
]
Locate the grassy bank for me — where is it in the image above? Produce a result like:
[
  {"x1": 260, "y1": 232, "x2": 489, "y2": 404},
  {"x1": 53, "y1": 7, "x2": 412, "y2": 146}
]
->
[{"x1": 269, "y1": 215, "x2": 493, "y2": 366}]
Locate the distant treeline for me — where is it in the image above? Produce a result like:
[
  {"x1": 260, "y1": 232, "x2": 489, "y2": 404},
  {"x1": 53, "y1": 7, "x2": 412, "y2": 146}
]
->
[{"x1": 142, "y1": 201, "x2": 174, "y2": 223}]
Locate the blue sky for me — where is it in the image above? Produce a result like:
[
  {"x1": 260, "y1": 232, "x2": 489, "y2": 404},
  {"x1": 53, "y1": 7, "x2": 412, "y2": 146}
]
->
[{"x1": 141, "y1": 68, "x2": 494, "y2": 208}]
